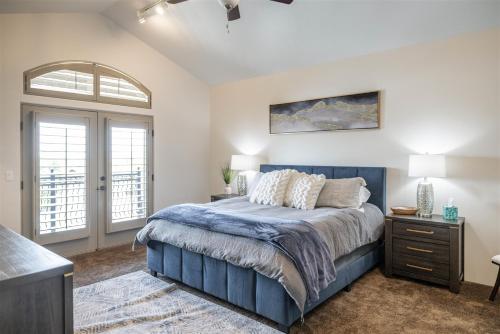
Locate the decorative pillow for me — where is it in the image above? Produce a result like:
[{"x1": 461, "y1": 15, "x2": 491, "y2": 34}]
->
[
  {"x1": 316, "y1": 177, "x2": 367, "y2": 209},
  {"x1": 249, "y1": 169, "x2": 296, "y2": 206},
  {"x1": 284, "y1": 172, "x2": 326, "y2": 210},
  {"x1": 359, "y1": 186, "x2": 371, "y2": 205},
  {"x1": 247, "y1": 172, "x2": 263, "y2": 197}
]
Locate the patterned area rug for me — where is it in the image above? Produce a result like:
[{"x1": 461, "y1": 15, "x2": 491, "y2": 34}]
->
[{"x1": 74, "y1": 271, "x2": 280, "y2": 334}]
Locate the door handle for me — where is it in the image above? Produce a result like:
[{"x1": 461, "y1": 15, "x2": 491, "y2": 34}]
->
[{"x1": 96, "y1": 185, "x2": 106, "y2": 191}]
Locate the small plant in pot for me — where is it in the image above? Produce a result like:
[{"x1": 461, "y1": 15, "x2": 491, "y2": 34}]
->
[{"x1": 221, "y1": 164, "x2": 235, "y2": 195}]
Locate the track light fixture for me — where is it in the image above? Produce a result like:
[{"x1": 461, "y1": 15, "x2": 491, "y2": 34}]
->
[{"x1": 137, "y1": 0, "x2": 167, "y2": 24}]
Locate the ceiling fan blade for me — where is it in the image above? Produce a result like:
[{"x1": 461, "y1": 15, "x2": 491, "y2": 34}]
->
[
  {"x1": 269, "y1": 0, "x2": 293, "y2": 3},
  {"x1": 166, "y1": 0, "x2": 188, "y2": 3},
  {"x1": 227, "y1": 5, "x2": 240, "y2": 21}
]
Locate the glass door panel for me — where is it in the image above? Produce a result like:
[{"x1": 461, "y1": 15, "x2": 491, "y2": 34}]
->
[
  {"x1": 106, "y1": 119, "x2": 152, "y2": 233},
  {"x1": 34, "y1": 113, "x2": 93, "y2": 245}
]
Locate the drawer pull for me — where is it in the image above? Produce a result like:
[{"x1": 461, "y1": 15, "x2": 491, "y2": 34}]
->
[
  {"x1": 406, "y1": 228, "x2": 434, "y2": 235},
  {"x1": 406, "y1": 246, "x2": 433, "y2": 254},
  {"x1": 406, "y1": 263, "x2": 433, "y2": 272}
]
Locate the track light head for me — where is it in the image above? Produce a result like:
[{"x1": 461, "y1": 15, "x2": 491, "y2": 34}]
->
[{"x1": 137, "y1": 0, "x2": 167, "y2": 24}]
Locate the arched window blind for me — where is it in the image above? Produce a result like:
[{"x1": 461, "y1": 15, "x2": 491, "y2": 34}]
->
[{"x1": 24, "y1": 61, "x2": 151, "y2": 109}]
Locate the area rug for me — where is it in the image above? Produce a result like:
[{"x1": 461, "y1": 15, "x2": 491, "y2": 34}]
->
[{"x1": 74, "y1": 270, "x2": 280, "y2": 334}]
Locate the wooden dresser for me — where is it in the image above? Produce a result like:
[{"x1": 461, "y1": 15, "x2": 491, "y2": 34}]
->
[
  {"x1": 0, "y1": 225, "x2": 73, "y2": 334},
  {"x1": 385, "y1": 214, "x2": 464, "y2": 293}
]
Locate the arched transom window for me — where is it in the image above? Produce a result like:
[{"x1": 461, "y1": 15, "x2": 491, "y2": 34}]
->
[{"x1": 24, "y1": 61, "x2": 151, "y2": 109}]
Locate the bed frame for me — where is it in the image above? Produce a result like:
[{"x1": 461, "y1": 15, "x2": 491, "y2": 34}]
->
[{"x1": 147, "y1": 165, "x2": 386, "y2": 333}]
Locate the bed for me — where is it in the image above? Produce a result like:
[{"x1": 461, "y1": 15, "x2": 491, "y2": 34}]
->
[{"x1": 141, "y1": 165, "x2": 386, "y2": 333}]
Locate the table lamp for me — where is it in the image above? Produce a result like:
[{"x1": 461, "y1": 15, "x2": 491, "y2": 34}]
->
[
  {"x1": 231, "y1": 155, "x2": 260, "y2": 195},
  {"x1": 408, "y1": 154, "x2": 446, "y2": 217}
]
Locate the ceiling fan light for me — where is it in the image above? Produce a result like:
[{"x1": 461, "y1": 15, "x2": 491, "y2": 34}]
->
[{"x1": 137, "y1": 14, "x2": 147, "y2": 24}]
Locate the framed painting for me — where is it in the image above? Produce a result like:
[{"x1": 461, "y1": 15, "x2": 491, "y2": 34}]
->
[{"x1": 269, "y1": 91, "x2": 380, "y2": 134}]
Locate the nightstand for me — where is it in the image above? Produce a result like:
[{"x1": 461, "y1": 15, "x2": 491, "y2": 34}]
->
[
  {"x1": 210, "y1": 193, "x2": 241, "y2": 202},
  {"x1": 385, "y1": 214, "x2": 465, "y2": 293}
]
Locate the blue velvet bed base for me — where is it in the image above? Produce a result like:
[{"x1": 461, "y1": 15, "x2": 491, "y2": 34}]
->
[{"x1": 147, "y1": 240, "x2": 383, "y2": 330}]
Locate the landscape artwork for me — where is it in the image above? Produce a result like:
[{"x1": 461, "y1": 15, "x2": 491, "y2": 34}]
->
[{"x1": 270, "y1": 91, "x2": 380, "y2": 134}]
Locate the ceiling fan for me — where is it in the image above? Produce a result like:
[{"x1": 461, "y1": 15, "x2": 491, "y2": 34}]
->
[{"x1": 166, "y1": 0, "x2": 294, "y2": 22}]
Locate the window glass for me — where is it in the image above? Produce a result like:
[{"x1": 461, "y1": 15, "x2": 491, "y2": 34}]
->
[
  {"x1": 25, "y1": 62, "x2": 151, "y2": 108},
  {"x1": 100, "y1": 76, "x2": 149, "y2": 103},
  {"x1": 110, "y1": 126, "x2": 148, "y2": 223},
  {"x1": 38, "y1": 122, "x2": 87, "y2": 234},
  {"x1": 31, "y1": 69, "x2": 93, "y2": 96}
]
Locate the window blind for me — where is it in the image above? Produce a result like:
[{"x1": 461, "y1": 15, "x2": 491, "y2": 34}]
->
[
  {"x1": 31, "y1": 69, "x2": 94, "y2": 96},
  {"x1": 38, "y1": 122, "x2": 87, "y2": 234},
  {"x1": 100, "y1": 76, "x2": 149, "y2": 103}
]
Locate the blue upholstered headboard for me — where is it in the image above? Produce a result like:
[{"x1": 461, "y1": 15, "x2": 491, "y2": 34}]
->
[{"x1": 260, "y1": 164, "x2": 387, "y2": 214}]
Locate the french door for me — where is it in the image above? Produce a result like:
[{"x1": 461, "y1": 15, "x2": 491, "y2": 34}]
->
[{"x1": 22, "y1": 104, "x2": 153, "y2": 256}]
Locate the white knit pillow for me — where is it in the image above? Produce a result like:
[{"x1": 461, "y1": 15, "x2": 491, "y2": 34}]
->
[
  {"x1": 284, "y1": 172, "x2": 326, "y2": 210},
  {"x1": 249, "y1": 169, "x2": 295, "y2": 206}
]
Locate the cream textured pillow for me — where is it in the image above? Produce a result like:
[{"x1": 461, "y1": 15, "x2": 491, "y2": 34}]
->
[
  {"x1": 316, "y1": 177, "x2": 367, "y2": 209},
  {"x1": 249, "y1": 169, "x2": 296, "y2": 206},
  {"x1": 284, "y1": 172, "x2": 326, "y2": 210}
]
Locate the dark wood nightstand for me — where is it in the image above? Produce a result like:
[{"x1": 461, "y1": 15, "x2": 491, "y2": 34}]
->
[
  {"x1": 210, "y1": 193, "x2": 241, "y2": 202},
  {"x1": 385, "y1": 214, "x2": 465, "y2": 293}
]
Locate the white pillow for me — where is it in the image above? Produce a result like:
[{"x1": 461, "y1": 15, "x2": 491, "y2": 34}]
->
[
  {"x1": 284, "y1": 172, "x2": 326, "y2": 210},
  {"x1": 247, "y1": 172, "x2": 262, "y2": 197},
  {"x1": 359, "y1": 186, "x2": 371, "y2": 206},
  {"x1": 249, "y1": 169, "x2": 296, "y2": 206},
  {"x1": 316, "y1": 177, "x2": 367, "y2": 209}
]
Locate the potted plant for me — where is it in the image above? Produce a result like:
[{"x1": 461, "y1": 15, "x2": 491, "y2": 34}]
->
[{"x1": 221, "y1": 164, "x2": 235, "y2": 195}]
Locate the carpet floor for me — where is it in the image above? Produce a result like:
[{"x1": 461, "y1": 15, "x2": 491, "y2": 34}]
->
[{"x1": 70, "y1": 244, "x2": 500, "y2": 334}]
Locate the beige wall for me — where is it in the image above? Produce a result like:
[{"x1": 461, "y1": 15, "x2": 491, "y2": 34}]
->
[
  {"x1": 0, "y1": 14, "x2": 211, "y2": 233},
  {"x1": 210, "y1": 29, "x2": 500, "y2": 286}
]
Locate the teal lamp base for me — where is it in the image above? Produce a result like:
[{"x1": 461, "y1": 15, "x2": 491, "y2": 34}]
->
[{"x1": 417, "y1": 180, "x2": 434, "y2": 218}]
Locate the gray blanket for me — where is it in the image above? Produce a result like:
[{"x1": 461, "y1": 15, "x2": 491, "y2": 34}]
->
[
  {"x1": 146, "y1": 204, "x2": 336, "y2": 304},
  {"x1": 136, "y1": 197, "x2": 384, "y2": 313}
]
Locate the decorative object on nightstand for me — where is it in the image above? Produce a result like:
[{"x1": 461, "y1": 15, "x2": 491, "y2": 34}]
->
[
  {"x1": 408, "y1": 154, "x2": 446, "y2": 217},
  {"x1": 385, "y1": 213, "x2": 464, "y2": 293},
  {"x1": 442, "y1": 198, "x2": 458, "y2": 220},
  {"x1": 390, "y1": 206, "x2": 418, "y2": 215},
  {"x1": 221, "y1": 164, "x2": 236, "y2": 195},
  {"x1": 231, "y1": 154, "x2": 261, "y2": 196},
  {"x1": 489, "y1": 255, "x2": 500, "y2": 301},
  {"x1": 211, "y1": 193, "x2": 240, "y2": 202}
]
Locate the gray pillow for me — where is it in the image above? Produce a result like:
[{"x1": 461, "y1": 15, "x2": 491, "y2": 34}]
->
[{"x1": 316, "y1": 177, "x2": 367, "y2": 208}]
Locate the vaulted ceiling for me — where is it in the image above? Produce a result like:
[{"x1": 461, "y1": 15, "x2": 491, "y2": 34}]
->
[{"x1": 1, "y1": 0, "x2": 499, "y2": 84}]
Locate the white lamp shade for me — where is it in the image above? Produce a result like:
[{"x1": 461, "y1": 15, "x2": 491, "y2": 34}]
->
[
  {"x1": 408, "y1": 154, "x2": 446, "y2": 178},
  {"x1": 231, "y1": 155, "x2": 261, "y2": 171}
]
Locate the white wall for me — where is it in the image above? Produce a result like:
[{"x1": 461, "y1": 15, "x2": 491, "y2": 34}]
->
[
  {"x1": 210, "y1": 29, "x2": 500, "y2": 286},
  {"x1": 0, "y1": 13, "x2": 210, "y2": 233}
]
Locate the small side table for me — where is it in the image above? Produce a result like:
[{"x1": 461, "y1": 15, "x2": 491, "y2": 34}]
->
[
  {"x1": 385, "y1": 214, "x2": 465, "y2": 293},
  {"x1": 210, "y1": 193, "x2": 241, "y2": 202}
]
